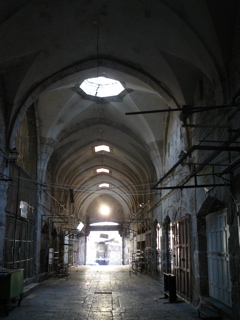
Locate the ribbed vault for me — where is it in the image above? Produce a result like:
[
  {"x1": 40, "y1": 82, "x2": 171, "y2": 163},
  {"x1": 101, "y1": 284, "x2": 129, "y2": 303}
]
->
[{"x1": 0, "y1": 0, "x2": 237, "y2": 228}]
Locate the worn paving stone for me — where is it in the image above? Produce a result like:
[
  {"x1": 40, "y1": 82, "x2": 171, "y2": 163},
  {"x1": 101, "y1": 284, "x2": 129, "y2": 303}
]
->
[{"x1": 0, "y1": 266, "x2": 199, "y2": 319}]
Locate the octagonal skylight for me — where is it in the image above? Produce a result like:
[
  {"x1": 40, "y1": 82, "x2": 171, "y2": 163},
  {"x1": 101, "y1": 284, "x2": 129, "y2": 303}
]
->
[{"x1": 80, "y1": 76, "x2": 124, "y2": 97}]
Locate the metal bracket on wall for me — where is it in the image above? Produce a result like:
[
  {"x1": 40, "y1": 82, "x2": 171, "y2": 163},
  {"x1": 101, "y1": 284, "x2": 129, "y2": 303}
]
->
[
  {"x1": 182, "y1": 124, "x2": 229, "y2": 128},
  {"x1": 153, "y1": 144, "x2": 239, "y2": 190}
]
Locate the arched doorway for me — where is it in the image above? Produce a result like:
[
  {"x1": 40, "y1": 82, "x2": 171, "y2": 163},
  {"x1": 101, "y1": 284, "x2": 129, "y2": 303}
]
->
[{"x1": 173, "y1": 215, "x2": 191, "y2": 301}]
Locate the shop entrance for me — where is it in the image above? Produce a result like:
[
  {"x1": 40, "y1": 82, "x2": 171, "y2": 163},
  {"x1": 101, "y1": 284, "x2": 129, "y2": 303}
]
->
[
  {"x1": 206, "y1": 209, "x2": 232, "y2": 307},
  {"x1": 173, "y1": 215, "x2": 192, "y2": 301}
]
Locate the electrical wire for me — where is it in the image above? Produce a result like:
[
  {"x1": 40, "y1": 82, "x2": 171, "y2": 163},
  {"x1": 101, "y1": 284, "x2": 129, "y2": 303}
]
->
[{"x1": 0, "y1": 173, "x2": 159, "y2": 196}]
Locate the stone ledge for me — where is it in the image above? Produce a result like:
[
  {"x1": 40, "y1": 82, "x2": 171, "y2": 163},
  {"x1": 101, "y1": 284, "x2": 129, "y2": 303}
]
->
[{"x1": 23, "y1": 283, "x2": 40, "y2": 298}]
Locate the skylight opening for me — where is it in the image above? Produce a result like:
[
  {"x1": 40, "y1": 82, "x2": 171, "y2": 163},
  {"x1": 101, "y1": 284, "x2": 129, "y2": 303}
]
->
[
  {"x1": 96, "y1": 168, "x2": 110, "y2": 174},
  {"x1": 94, "y1": 145, "x2": 110, "y2": 153},
  {"x1": 99, "y1": 183, "x2": 109, "y2": 188},
  {"x1": 80, "y1": 76, "x2": 124, "y2": 97}
]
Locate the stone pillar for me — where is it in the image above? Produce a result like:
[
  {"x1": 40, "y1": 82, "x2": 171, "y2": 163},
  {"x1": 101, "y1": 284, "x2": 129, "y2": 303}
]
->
[{"x1": 122, "y1": 234, "x2": 125, "y2": 265}]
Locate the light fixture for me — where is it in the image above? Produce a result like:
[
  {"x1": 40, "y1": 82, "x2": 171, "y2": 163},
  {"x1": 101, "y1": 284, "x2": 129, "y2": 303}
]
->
[
  {"x1": 204, "y1": 187, "x2": 213, "y2": 193},
  {"x1": 77, "y1": 222, "x2": 84, "y2": 231}
]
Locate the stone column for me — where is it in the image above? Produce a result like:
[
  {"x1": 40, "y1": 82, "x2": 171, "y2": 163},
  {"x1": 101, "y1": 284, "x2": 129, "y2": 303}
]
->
[{"x1": 122, "y1": 234, "x2": 125, "y2": 265}]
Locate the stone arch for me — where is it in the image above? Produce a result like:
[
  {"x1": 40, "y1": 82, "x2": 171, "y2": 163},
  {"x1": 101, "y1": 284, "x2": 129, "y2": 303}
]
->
[{"x1": 198, "y1": 196, "x2": 225, "y2": 218}]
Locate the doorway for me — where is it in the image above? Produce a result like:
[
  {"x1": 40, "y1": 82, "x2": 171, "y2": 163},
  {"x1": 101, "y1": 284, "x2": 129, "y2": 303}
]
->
[
  {"x1": 86, "y1": 230, "x2": 122, "y2": 265},
  {"x1": 206, "y1": 209, "x2": 232, "y2": 307},
  {"x1": 173, "y1": 215, "x2": 191, "y2": 301}
]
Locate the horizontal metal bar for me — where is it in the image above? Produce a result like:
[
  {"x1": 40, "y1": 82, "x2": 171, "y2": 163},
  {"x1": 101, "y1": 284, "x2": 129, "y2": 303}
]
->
[
  {"x1": 13, "y1": 258, "x2": 33, "y2": 262},
  {"x1": 126, "y1": 104, "x2": 240, "y2": 116},
  {"x1": 183, "y1": 124, "x2": 229, "y2": 128},
  {"x1": 193, "y1": 145, "x2": 240, "y2": 151},
  {"x1": 194, "y1": 172, "x2": 228, "y2": 177},
  {"x1": 49, "y1": 221, "x2": 68, "y2": 223},
  {"x1": 198, "y1": 140, "x2": 235, "y2": 143},
  {"x1": 154, "y1": 184, "x2": 230, "y2": 190},
  {"x1": 187, "y1": 162, "x2": 229, "y2": 167},
  {"x1": 126, "y1": 108, "x2": 180, "y2": 115},
  {"x1": 221, "y1": 158, "x2": 240, "y2": 174}
]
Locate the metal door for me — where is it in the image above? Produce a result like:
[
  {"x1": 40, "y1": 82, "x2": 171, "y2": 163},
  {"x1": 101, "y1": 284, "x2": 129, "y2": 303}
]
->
[
  {"x1": 4, "y1": 167, "x2": 36, "y2": 279},
  {"x1": 4, "y1": 216, "x2": 34, "y2": 278},
  {"x1": 173, "y1": 215, "x2": 191, "y2": 301},
  {"x1": 206, "y1": 210, "x2": 232, "y2": 307}
]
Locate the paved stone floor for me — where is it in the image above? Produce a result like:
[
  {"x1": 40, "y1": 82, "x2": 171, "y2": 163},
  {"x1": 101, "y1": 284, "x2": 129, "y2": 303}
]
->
[{"x1": 0, "y1": 266, "x2": 199, "y2": 319}]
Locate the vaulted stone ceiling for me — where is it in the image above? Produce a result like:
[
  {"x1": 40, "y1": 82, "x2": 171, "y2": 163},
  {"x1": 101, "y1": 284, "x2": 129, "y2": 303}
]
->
[{"x1": 0, "y1": 0, "x2": 237, "y2": 225}]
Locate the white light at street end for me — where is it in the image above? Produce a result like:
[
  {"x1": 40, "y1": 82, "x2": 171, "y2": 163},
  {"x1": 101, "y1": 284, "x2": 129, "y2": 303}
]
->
[{"x1": 99, "y1": 205, "x2": 110, "y2": 215}]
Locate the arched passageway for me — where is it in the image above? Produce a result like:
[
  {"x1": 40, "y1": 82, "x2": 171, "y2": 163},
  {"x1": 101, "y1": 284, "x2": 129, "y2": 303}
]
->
[{"x1": 0, "y1": 1, "x2": 240, "y2": 319}]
